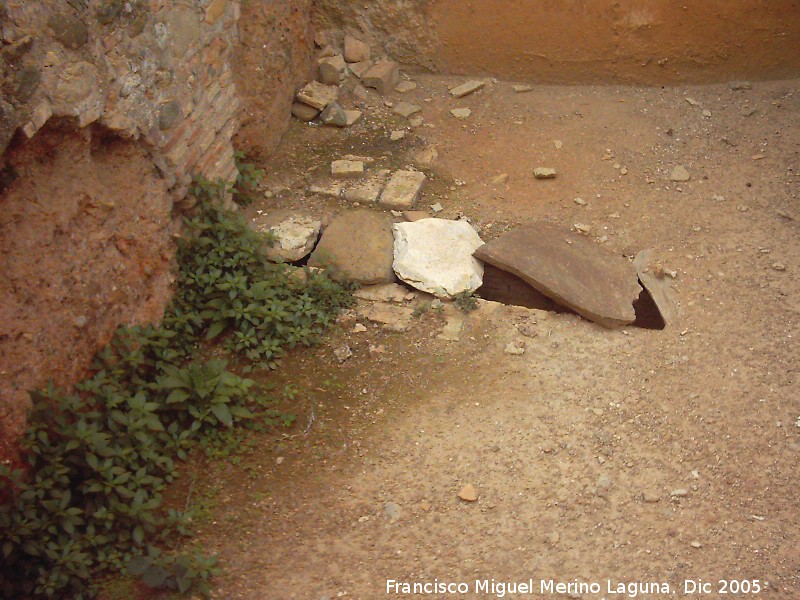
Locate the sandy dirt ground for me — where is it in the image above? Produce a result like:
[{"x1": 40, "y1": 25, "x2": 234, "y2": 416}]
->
[{"x1": 173, "y1": 75, "x2": 799, "y2": 600}]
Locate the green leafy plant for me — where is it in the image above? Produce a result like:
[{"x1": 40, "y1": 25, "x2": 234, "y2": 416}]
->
[
  {"x1": 452, "y1": 291, "x2": 479, "y2": 312},
  {"x1": 0, "y1": 174, "x2": 352, "y2": 599},
  {"x1": 232, "y1": 150, "x2": 263, "y2": 206}
]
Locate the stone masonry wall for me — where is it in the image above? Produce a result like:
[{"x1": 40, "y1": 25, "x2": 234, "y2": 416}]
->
[
  {"x1": 2, "y1": 0, "x2": 242, "y2": 198},
  {"x1": 0, "y1": 0, "x2": 244, "y2": 462}
]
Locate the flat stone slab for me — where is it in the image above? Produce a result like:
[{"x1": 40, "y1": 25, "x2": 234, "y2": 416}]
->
[
  {"x1": 633, "y1": 249, "x2": 679, "y2": 326},
  {"x1": 379, "y1": 170, "x2": 426, "y2": 210},
  {"x1": 395, "y1": 80, "x2": 417, "y2": 93},
  {"x1": 449, "y1": 80, "x2": 485, "y2": 98},
  {"x1": 473, "y1": 222, "x2": 642, "y2": 327},
  {"x1": 308, "y1": 210, "x2": 395, "y2": 284},
  {"x1": 252, "y1": 209, "x2": 321, "y2": 263},
  {"x1": 393, "y1": 218, "x2": 484, "y2": 298},
  {"x1": 393, "y1": 101, "x2": 420, "y2": 118},
  {"x1": 343, "y1": 169, "x2": 389, "y2": 204},
  {"x1": 357, "y1": 302, "x2": 414, "y2": 332}
]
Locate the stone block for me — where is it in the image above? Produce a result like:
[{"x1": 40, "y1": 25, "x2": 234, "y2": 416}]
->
[
  {"x1": 331, "y1": 160, "x2": 364, "y2": 178},
  {"x1": 296, "y1": 81, "x2": 339, "y2": 110},
  {"x1": 363, "y1": 60, "x2": 400, "y2": 96},
  {"x1": 318, "y1": 55, "x2": 347, "y2": 85}
]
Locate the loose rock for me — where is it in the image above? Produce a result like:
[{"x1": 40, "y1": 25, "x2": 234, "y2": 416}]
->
[
  {"x1": 395, "y1": 80, "x2": 417, "y2": 93},
  {"x1": 513, "y1": 84, "x2": 533, "y2": 93},
  {"x1": 320, "y1": 102, "x2": 348, "y2": 127},
  {"x1": 459, "y1": 484, "x2": 478, "y2": 502},
  {"x1": 331, "y1": 160, "x2": 364, "y2": 178},
  {"x1": 318, "y1": 55, "x2": 346, "y2": 85},
  {"x1": 534, "y1": 167, "x2": 557, "y2": 179},
  {"x1": 252, "y1": 209, "x2": 321, "y2": 263},
  {"x1": 415, "y1": 146, "x2": 438, "y2": 165},
  {"x1": 450, "y1": 108, "x2": 472, "y2": 120},
  {"x1": 393, "y1": 219, "x2": 484, "y2": 298},
  {"x1": 344, "y1": 110, "x2": 362, "y2": 126},
  {"x1": 343, "y1": 173, "x2": 387, "y2": 203},
  {"x1": 393, "y1": 101, "x2": 421, "y2": 118},
  {"x1": 291, "y1": 102, "x2": 321, "y2": 122},
  {"x1": 449, "y1": 80, "x2": 485, "y2": 98},
  {"x1": 504, "y1": 342, "x2": 525, "y2": 355},
  {"x1": 344, "y1": 35, "x2": 370, "y2": 63},
  {"x1": 334, "y1": 345, "x2": 353, "y2": 362},
  {"x1": 354, "y1": 283, "x2": 410, "y2": 303},
  {"x1": 669, "y1": 165, "x2": 691, "y2": 182},
  {"x1": 491, "y1": 173, "x2": 509, "y2": 185},
  {"x1": 363, "y1": 60, "x2": 400, "y2": 95},
  {"x1": 349, "y1": 60, "x2": 372, "y2": 79},
  {"x1": 296, "y1": 81, "x2": 339, "y2": 110}
]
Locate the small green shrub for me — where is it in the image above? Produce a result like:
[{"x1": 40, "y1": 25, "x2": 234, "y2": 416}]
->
[
  {"x1": 453, "y1": 291, "x2": 479, "y2": 312},
  {"x1": 0, "y1": 175, "x2": 352, "y2": 599}
]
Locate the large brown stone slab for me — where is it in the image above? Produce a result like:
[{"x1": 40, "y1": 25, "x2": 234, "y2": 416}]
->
[
  {"x1": 473, "y1": 222, "x2": 641, "y2": 327},
  {"x1": 308, "y1": 210, "x2": 395, "y2": 284},
  {"x1": 478, "y1": 263, "x2": 559, "y2": 311}
]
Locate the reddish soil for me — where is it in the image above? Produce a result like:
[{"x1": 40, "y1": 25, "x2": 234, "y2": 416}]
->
[
  {"x1": 179, "y1": 74, "x2": 800, "y2": 599},
  {"x1": 431, "y1": 0, "x2": 800, "y2": 85},
  {"x1": 0, "y1": 125, "x2": 175, "y2": 463}
]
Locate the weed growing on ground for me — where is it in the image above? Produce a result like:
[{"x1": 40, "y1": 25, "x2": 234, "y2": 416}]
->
[{"x1": 0, "y1": 166, "x2": 352, "y2": 599}]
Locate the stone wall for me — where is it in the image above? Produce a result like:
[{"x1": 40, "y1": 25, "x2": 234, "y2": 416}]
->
[{"x1": 0, "y1": 0, "x2": 243, "y2": 462}]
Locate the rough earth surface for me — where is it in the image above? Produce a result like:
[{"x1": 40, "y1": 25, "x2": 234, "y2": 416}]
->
[
  {"x1": 144, "y1": 74, "x2": 800, "y2": 600},
  {"x1": 0, "y1": 127, "x2": 175, "y2": 464}
]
